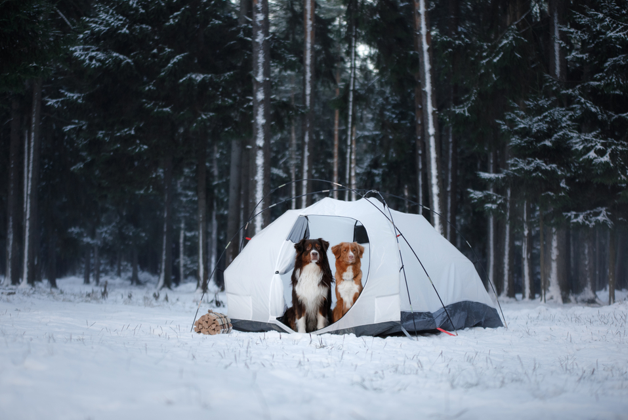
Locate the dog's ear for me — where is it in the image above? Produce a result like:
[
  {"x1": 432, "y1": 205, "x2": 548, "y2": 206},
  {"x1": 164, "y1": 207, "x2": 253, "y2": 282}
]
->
[
  {"x1": 295, "y1": 239, "x2": 306, "y2": 254},
  {"x1": 331, "y1": 243, "x2": 342, "y2": 258},
  {"x1": 319, "y1": 239, "x2": 330, "y2": 253},
  {"x1": 357, "y1": 243, "x2": 365, "y2": 258}
]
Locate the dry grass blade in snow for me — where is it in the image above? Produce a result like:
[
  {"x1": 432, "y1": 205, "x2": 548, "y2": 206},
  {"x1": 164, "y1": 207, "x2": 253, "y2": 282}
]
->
[{"x1": 0, "y1": 276, "x2": 627, "y2": 419}]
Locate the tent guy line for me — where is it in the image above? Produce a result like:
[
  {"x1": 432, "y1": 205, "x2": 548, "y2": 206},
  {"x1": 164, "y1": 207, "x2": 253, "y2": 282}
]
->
[
  {"x1": 361, "y1": 189, "x2": 457, "y2": 336},
  {"x1": 374, "y1": 191, "x2": 508, "y2": 329}
]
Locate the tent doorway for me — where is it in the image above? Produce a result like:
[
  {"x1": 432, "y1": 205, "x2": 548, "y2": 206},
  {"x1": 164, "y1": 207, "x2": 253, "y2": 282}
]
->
[{"x1": 277, "y1": 215, "x2": 370, "y2": 317}]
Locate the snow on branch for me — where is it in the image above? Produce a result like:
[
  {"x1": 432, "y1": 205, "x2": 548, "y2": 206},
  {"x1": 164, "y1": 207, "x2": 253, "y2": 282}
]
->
[
  {"x1": 564, "y1": 207, "x2": 613, "y2": 228},
  {"x1": 468, "y1": 189, "x2": 505, "y2": 214}
]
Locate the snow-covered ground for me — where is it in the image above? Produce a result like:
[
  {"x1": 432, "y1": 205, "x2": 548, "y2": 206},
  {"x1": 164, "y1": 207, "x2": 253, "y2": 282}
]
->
[{"x1": 1, "y1": 275, "x2": 627, "y2": 420}]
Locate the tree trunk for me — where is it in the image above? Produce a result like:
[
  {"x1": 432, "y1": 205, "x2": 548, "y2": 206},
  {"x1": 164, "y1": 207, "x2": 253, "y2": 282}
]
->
[
  {"x1": 22, "y1": 79, "x2": 42, "y2": 287},
  {"x1": 241, "y1": 139, "x2": 251, "y2": 253},
  {"x1": 252, "y1": 0, "x2": 271, "y2": 229},
  {"x1": 350, "y1": 125, "x2": 357, "y2": 201},
  {"x1": 487, "y1": 153, "x2": 495, "y2": 288},
  {"x1": 539, "y1": 207, "x2": 545, "y2": 302},
  {"x1": 94, "y1": 229, "x2": 101, "y2": 286},
  {"x1": 116, "y1": 250, "x2": 122, "y2": 278},
  {"x1": 131, "y1": 246, "x2": 139, "y2": 285},
  {"x1": 345, "y1": 17, "x2": 356, "y2": 202},
  {"x1": 157, "y1": 156, "x2": 173, "y2": 290},
  {"x1": 197, "y1": 137, "x2": 208, "y2": 289},
  {"x1": 47, "y1": 229, "x2": 57, "y2": 289},
  {"x1": 83, "y1": 247, "x2": 91, "y2": 285},
  {"x1": 227, "y1": 139, "x2": 242, "y2": 266},
  {"x1": 616, "y1": 229, "x2": 626, "y2": 291},
  {"x1": 501, "y1": 187, "x2": 513, "y2": 298},
  {"x1": 608, "y1": 228, "x2": 615, "y2": 305},
  {"x1": 445, "y1": 0, "x2": 459, "y2": 243},
  {"x1": 414, "y1": 0, "x2": 443, "y2": 234},
  {"x1": 301, "y1": 0, "x2": 316, "y2": 207},
  {"x1": 179, "y1": 218, "x2": 185, "y2": 284},
  {"x1": 210, "y1": 143, "x2": 219, "y2": 289},
  {"x1": 5, "y1": 99, "x2": 21, "y2": 285},
  {"x1": 522, "y1": 201, "x2": 533, "y2": 299},
  {"x1": 549, "y1": 0, "x2": 565, "y2": 82},
  {"x1": 333, "y1": 69, "x2": 340, "y2": 200},
  {"x1": 547, "y1": 227, "x2": 564, "y2": 303},
  {"x1": 291, "y1": 78, "x2": 298, "y2": 206},
  {"x1": 412, "y1": 4, "x2": 423, "y2": 216}
]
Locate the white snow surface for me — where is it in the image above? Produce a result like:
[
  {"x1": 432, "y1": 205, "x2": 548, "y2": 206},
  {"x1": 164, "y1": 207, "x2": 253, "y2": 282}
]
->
[{"x1": 1, "y1": 275, "x2": 627, "y2": 420}]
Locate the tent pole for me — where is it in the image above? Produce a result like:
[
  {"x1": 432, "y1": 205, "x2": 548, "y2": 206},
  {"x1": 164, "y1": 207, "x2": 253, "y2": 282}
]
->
[
  {"x1": 362, "y1": 191, "x2": 458, "y2": 336},
  {"x1": 369, "y1": 191, "x2": 508, "y2": 329}
]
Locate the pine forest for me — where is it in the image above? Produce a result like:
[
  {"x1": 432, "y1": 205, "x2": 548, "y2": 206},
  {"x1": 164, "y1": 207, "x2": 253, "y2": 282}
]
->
[{"x1": 1, "y1": 0, "x2": 627, "y2": 304}]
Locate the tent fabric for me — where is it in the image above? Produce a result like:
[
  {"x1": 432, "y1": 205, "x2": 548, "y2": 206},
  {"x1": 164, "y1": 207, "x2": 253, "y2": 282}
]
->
[{"x1": 225, "y1": 197, "x2": 502, "y2": 336}]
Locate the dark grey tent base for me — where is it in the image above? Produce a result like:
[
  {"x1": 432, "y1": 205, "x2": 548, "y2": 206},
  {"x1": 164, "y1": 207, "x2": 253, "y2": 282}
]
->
[
  {"x1": 399, "y1": 300, "x2": 503, "y2": 333},
  {"x1": 231, "y1": 301, "x2": 503, "y2": 336}
]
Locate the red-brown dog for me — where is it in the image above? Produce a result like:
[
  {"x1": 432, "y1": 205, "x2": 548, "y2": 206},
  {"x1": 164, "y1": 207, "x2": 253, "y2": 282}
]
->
[{"x1": 331, "y1": 242, "x2": 365, "y2": 323}]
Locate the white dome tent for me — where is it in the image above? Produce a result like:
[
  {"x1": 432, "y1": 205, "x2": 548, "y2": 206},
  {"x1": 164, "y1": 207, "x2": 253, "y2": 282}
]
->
[{"x1": 224, "y1": 196, "x2": 503, "y2": 336}]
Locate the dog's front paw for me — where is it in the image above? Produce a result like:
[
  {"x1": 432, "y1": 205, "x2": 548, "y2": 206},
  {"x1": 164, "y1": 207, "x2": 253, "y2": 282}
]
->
[
  {"x1": 316, "y1": 313, "x2": 328, "y2": 330},
  {"x1": 296, "y1": 316, "x2": 306, "y2": 333}
]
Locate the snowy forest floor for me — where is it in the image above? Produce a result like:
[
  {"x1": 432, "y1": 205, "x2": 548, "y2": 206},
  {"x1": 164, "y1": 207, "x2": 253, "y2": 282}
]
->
[{"x1": 1, "y1": 275, "x2": 627, "y2": 420}]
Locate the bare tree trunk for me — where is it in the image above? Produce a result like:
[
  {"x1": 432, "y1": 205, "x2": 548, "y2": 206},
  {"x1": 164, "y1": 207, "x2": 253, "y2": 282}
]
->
[
  {"x1": 487, "y1": 153, "x2": 495, "y2": 288},
  {"x1": 157, "y1": 156, "x2": 173, "y2": 290},
  {"x1": 446, "y1": 0, "x2": 459, "y2": 243},
  {"x1": 333, "y1": 69, "x2": 340, "y2": 200},
  {"x1": 241, "y1": 140, "x2": 251, "y2": 252},
  {"x1": 350, "y1": 125, "x2": 357, "y2": 200},
  {"x1": 580, "y1": 229, "x2": 594, "y2": 301},
  {"x1": 179, "y1": 218, "x2": 185, "y2": 284},
  {"x1": 210, "y1": 144, "x2": 219, "y2": 289},
  {"x1": 47, "y1": 229, "x2": 57, "y2": 289},
  {"x1": 345, "y1": 17, "x2": 356, "y2": 201},
  {"x1": 291, "y1": 78, "x2": 298, "y2": 207},
  {"x1": 616, "y1": 229, "x2": 626, "y2": 291},
  {"x1": 116, "y1": 250, "x2": 121, "y2": 278},
  {"x1": 5, "y1": 99, "x2": 21, "y2": 285},
  {"x1": 501, "y1": 187, "x2": 513, "y2": 298},
  {"x1": 549, "y1": 0, "x2": 565, "y2": 82},
  {"x1": 412, "y1": 4, "x2": 423, "y2": 216},
  {"x1": 197, "y1": 137, "x2": 208, "y2": 290},
  {"x1": 547, "y1": 227, "x2": 564, "y2": 303},
  {"x1": 414, "y1": 0, "x2": 443, "y2": 234},
  {"x1": 301, "y1": 0, "x2": 315, "y2": 208},
  {"x1": 608, "y1": 228, "x2": 615, "y2": 305},
  {"x1": 252, "y1": 0, "x2": 271, "y2": 229},
  {"x1": 539, "y1": 208, "x2": 545, "y2": 302},
  {"x1": 131, "y1": 246, "x2": 139, "y2": 285},
  {"x1": 522, "y1": 201, "x2": 533, "y2": 299},
  {"x1": 404, "y1": 185, "x2": 409, "y2": 212},
  {"x1": 83, "y1": 247, "x2": 91, "y2": 285},
  {"x1": 227, "y1": 139, "x2": 242, "y2": 266},
  {"x1": 94, "y1": 238, "x2": 100, "y2": 287},
  {"x1": 22, "y1": 79, "x2": 42, "y2": 287}
]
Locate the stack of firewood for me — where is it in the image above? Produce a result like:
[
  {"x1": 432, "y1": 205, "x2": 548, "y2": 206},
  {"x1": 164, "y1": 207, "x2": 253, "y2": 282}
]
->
[{"x1": 194, "y1": 310, "x2": 232, "y2": 335}]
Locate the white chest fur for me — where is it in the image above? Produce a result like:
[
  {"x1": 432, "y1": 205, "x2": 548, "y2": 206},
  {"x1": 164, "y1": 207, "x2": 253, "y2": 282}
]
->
[
  {"x1": 295, "y1": 263, "x2": 328, "y2": 320},
  {"x1": 338, "y1": 266, "x2": 360, "y2": 310}
]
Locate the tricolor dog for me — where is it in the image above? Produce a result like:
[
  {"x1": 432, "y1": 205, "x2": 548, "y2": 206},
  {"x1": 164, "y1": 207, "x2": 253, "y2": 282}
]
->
[
  {"x1": 331, "y1": 242, "x2": 365, "y2": 323},
  {"x1": 285, "y1": 238, "x2": 333, "y2": 333}
]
